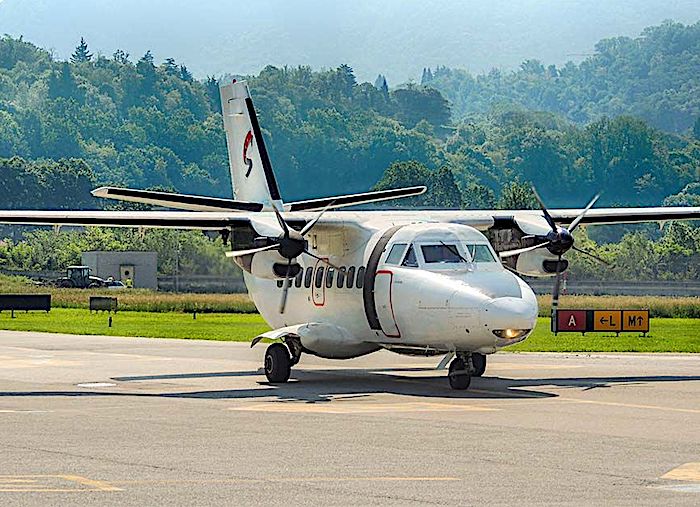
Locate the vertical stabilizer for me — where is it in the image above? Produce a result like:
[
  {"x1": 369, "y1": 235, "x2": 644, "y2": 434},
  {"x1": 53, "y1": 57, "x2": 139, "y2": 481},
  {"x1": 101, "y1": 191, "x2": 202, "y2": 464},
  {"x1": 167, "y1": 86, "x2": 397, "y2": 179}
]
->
[{"x1": 220, "y1": 81, "x2": 282, "y2": 209}]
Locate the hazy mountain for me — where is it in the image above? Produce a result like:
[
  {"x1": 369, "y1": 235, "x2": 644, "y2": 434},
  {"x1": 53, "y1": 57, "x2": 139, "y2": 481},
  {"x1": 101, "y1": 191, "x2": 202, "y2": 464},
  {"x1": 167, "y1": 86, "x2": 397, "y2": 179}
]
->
[{"x1": 1, "y1": 0, "x2": 699, "y2": 83}]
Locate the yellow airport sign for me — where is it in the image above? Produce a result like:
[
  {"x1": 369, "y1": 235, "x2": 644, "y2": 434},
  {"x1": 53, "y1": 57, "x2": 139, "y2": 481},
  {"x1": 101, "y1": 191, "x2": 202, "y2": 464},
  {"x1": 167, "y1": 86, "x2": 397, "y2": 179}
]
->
[
  {"x1": 592, "y1": 310, "x2": 622, "y2": 332},
  {"x1": 622, "y1": 310, "x2": 649, "y2": 333}
]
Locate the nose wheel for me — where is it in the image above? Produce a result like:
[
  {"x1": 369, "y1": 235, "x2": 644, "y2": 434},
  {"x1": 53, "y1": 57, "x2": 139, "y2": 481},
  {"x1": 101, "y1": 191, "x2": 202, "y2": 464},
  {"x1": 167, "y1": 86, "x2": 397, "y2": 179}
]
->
[
  {"x1": 448, "y1": 357, "x2": 471, "y2": 390},
  {"x1": 264, "y1": 343, "x2": 291, "y2": 383}
]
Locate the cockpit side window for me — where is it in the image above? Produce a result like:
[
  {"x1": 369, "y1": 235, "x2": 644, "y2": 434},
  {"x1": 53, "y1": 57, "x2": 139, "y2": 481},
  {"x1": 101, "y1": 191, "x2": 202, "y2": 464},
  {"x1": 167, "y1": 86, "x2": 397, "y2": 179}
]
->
[
  {"x1": 421, "y1": 244, "x2": 467, "y2": 264},
  {"x1": 465, "y1": 243, "x2": 497, "y2": 263},
  {"x1": 385, "y1": 243, "x2": 407, "y2": 265},
  {"x1": 402, "y1": 244, "x2": 418, "y2": 267}
]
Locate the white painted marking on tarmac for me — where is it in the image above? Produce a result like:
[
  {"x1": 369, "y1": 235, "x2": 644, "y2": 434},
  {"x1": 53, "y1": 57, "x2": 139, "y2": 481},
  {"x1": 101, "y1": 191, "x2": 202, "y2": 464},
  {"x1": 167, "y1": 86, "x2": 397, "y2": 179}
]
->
[
  {"x1": 76, "y1": 382, "x2": 116, "y2": 388},
  {"x1": 653, "y1": 484, "x2": 700, "y2": 493},
  {"x1": 0, "y1": 410, "x2": 50, "y2": 414},
  {"x1": 0, "y1": 475, "x2": 122, "y2": 492}
]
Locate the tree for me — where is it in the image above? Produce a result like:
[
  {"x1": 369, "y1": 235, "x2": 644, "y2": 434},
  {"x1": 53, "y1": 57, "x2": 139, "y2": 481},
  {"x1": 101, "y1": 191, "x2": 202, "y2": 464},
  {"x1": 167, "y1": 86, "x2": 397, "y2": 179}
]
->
[
  {"x1": 462, "y1": 182, "x2": 496, "y2": 209},
  {"x1": 113, "y1": 49, "x2": 130, "y2": 64},
  {"x1": 70, "y1": 37, "x2": 92, "y2": 63},
  {"x1": 392, "y1": 86, "x2": 451, "y2": 129},
  {"x1": 48, "y1": 62, "x2": 82, "y2": 101},
  {"x1": 162, "y1": 57, "x2": 178, "y2": 76},
  {"x1": 498, "y1": 180, "x2": 538, "y2": 209},
  {"x1": 694, "y1": 116, "x2": 700, "y2": 140}
]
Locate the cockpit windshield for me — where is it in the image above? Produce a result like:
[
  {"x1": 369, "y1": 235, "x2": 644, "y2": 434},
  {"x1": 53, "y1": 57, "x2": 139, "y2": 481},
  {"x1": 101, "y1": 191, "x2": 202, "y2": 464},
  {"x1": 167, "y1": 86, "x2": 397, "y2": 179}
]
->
[
  {"x1": 465, "y1": 243, "x2": 497, "y2": 263},
  {"x1": 421, "y1": 244, "x2": 467, "y2": 264}
]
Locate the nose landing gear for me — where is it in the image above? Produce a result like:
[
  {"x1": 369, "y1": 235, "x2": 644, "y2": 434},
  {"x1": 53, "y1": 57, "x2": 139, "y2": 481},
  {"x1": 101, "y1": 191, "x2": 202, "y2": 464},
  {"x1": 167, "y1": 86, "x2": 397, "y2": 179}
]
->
[
  {"x1": 448, "y1": 356, "x2": 471, "y2": 390},
  {"x1": 448, "y1": 352, "x2": 487, "y2": 389},
  {"x1": 264, "y1": 343, "x2": 291, "y2": 383},
  {"x1": 263, "y1": 337, "x2": 303, "y2": 383}
]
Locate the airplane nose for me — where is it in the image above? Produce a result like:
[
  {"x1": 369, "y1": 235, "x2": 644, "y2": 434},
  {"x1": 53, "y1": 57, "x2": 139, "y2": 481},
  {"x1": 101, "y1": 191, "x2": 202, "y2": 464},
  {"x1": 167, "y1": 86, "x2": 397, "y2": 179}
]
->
[{"x1": 482, "y1": 296, "x2": 538, "y2": 344}]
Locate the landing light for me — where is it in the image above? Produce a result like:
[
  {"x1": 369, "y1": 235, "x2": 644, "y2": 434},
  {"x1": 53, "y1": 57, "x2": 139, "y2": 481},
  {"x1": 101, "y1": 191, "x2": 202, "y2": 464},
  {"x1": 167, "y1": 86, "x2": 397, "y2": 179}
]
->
[{"x1": 492, "y1": 329, "x2": 530, "y2": 340}]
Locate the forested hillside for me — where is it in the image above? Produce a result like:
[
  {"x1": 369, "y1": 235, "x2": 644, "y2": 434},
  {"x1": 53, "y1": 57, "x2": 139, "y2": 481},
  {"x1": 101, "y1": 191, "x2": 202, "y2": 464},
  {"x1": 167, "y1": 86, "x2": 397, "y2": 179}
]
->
[
  {"x1": 0, "y1": 23, "x2": 699, "y2": 279},
  {"x1": 423, "y1": 21, "x2": 700, "y2": 133}
]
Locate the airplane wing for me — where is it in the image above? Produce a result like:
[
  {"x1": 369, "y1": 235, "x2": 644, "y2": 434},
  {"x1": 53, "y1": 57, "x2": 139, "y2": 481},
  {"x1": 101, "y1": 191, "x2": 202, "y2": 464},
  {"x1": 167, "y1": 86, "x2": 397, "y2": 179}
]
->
[
  {"x1": 0, "y1": 210, "x2": 248, "y2": 230},
  {"x1": 547, "y1": 206, "x2": 700, "y2": 226}
]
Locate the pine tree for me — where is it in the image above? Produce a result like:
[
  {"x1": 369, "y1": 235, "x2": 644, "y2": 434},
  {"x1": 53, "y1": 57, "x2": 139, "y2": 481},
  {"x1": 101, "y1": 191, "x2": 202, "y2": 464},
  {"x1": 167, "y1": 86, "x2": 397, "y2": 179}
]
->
[
  {"x1": 179, "y1": 65, "x2": 193, "y2": 82},
  {"x1": 112, "y1": 49, "x2": 130, "y2": 64},
  {"x1": 205, "y1": 76, "x2": 221, "y2": 113},
  {"x1": 694, "y1": 116, "x2": 700, "y2": 140},
  {"x1": 70, "y1": 37, "x2": 92, "y2": 63},
  {"x1": 162, "y1": 57, "x2": 178, "y2": 75},
  {"x1": 374, "y1": 74, "x2": 389, "y2": 98}
]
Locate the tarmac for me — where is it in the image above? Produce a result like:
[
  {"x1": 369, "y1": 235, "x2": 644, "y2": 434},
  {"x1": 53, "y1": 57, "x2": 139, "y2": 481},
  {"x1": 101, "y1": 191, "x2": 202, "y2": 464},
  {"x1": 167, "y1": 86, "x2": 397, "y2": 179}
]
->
[{"x1": 0, "y1": 330, "x2": 699, "y2": 505}]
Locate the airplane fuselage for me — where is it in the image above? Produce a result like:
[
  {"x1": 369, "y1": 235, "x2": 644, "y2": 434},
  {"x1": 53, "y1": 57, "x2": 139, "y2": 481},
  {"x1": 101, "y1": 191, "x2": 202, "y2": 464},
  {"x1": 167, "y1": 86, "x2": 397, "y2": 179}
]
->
[{"x1": 246, "y1": 221, "x2": 539, "y2": 359}]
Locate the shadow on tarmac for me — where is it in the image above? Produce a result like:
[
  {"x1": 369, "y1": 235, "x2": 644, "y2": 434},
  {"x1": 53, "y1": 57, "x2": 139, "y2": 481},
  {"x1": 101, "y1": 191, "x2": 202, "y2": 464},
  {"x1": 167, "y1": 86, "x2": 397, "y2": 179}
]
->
[{"x1": 1, "y1": 369, "x2": 700, "y2": 403}]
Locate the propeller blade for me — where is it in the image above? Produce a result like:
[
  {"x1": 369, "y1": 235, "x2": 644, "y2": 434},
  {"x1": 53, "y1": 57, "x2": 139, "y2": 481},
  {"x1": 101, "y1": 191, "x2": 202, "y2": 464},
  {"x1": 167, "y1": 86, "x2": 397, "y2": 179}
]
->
[
  {"x1": 499, "y1": 241, "x2": 550, "y2": 259},
  {"x1": 303, "y1": 250, "x2": 342, "y2": 270},
  {"x1": 300, "y1": 200, "x2": 335, "y2": 237},
  {"x1": 271, "y1": 204, "x2": 290, "y2": 237},
  {"x1": 225, "y1": 244, "x2": 278, "y2": 258},
  {"x1": 572, "y1": 245, "x2": 610, "y2": 266},
  {"x1": 568, "y1": 193, "x2": 600, "y2": 232},
  {"x1": 531, "y1": 186, "x2": 558, "y2": 233},
  {"x1": 279, "y1": 260, "x2": 292, "y2": 314}
]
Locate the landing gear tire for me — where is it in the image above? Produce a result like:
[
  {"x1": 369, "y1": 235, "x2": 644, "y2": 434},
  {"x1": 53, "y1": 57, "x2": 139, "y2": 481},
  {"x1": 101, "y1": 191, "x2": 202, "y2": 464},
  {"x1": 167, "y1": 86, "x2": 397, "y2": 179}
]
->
[
  {"x1": 448, "y1": 358, "x2": 471, "y2": 390},
  {"x1": 472, "y1": 353, "x2": 486, "y2": 377},
  {"x1": 264, "y1": 343, "x2": 291, "y2": 383}
]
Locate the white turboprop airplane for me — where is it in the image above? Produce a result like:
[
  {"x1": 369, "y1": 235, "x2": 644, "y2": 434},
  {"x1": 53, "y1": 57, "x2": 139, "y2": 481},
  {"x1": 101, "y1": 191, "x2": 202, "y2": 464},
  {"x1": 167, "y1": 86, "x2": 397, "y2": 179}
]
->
[{"x1": 1, "y1": 81, "x2": 699, "y2": 389}]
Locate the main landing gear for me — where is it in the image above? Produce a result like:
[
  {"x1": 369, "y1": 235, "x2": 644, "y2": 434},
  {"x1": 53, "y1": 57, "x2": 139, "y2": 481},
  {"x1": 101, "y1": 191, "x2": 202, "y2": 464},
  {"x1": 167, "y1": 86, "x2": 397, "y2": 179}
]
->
[
  {"x1": 263, "y1": 339, "x2": 302, "y2": 383},
  {"x1": 448, "y1": 353, "x2": 487, "y2": 390}
]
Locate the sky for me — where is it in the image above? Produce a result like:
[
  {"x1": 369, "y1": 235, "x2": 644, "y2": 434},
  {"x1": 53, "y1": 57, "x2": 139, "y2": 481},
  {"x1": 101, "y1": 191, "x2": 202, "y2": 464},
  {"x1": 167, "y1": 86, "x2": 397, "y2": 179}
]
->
[{"x1": 1, "y1": 0, "x2": 699, "y2": 83}]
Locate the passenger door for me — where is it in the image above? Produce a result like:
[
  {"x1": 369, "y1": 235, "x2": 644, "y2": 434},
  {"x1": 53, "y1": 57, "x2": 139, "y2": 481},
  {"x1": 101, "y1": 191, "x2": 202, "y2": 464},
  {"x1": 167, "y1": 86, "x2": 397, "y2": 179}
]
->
[{"x1": 374, "y1": 270, "x2": 400, "y2": 338}]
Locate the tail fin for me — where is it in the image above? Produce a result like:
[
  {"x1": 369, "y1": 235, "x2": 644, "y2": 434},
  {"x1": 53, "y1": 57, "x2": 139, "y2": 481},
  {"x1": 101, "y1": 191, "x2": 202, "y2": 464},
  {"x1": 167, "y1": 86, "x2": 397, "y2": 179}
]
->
[{"x1": 220, "y1": 81, "x2": 282, "y2": 209}]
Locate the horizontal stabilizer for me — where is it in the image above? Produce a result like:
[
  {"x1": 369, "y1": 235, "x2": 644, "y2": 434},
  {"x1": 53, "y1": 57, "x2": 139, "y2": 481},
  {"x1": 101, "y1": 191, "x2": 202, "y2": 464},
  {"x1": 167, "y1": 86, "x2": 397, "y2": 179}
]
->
[
  {"x1": 92, "y1": 187, "x2": 263, "y2": 212},
  {"x1": 285, "y1": 186, "x2": 427, "y2": 212}
]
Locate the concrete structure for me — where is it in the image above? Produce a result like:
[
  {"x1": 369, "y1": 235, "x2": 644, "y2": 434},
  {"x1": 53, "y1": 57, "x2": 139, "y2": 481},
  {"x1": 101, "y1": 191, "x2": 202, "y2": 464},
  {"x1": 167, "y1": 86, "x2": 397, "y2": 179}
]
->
[{"x1": 82, "y1": 251, "x2": 157, "y2": 289}]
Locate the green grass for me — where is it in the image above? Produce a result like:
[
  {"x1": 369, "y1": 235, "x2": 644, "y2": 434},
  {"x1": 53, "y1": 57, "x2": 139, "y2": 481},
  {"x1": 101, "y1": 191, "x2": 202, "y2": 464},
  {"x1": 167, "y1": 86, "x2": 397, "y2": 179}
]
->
[
  {"x1": 0, "y1": 310, "x2": 699, "y2": 352},
  {"x1": 0, "y1": 308, "x2": 270, "y2": 341},
  {"x1": 507, "y1": 317, "x2": 700, "y2": 353}
]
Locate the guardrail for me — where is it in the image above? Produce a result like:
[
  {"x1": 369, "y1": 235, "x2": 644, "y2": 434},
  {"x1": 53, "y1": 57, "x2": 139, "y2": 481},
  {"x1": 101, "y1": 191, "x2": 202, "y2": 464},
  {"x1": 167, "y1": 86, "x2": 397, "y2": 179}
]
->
[{"x1": 527, "y1": 280, "x2": 700, "y2": 297}]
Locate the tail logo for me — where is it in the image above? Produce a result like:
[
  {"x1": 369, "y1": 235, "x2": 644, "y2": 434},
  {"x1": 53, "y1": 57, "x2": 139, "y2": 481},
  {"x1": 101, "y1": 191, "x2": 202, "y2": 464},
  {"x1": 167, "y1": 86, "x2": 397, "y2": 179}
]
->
[{"x1": 243, "y1": 130, "x2": 254, "y2": 178}]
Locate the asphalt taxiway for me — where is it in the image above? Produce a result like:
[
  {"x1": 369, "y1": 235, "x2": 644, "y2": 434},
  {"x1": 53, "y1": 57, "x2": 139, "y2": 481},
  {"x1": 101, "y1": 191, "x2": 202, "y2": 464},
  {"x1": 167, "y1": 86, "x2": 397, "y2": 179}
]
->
[{"x1": 1, "y1": 330, "x2": 699, "y2": 505}]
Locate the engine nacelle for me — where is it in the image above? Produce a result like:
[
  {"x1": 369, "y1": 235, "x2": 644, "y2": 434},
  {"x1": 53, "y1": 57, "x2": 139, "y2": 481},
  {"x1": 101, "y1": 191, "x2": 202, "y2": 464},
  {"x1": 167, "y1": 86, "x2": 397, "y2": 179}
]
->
[
  {"x1": 233, "y1": 251, "x2": 302, "y2": 280},
  {"x1": 515, "y1": 249, "x2": 568, "y2": 278}
]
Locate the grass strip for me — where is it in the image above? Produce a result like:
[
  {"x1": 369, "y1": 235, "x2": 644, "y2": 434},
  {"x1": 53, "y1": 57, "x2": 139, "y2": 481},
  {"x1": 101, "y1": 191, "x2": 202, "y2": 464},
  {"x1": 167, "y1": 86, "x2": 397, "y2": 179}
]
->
[{"x1": 0, "y1": 310, "x2": 698, "y2": 352}]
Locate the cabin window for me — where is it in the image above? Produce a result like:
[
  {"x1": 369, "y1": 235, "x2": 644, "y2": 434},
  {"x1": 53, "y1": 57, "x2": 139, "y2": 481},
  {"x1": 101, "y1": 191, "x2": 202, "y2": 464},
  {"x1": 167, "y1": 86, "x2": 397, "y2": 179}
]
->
[
  {"x1": 402, "y1": 244, "x2": 418, "y2": 267},
  {"x1": 465, "y1": 243, "x2": 498, "y2": 263},
  {"x1": 304, "y1": 267, "x2": 313, "y2": 288},
  {"x1": 326, "y1": 267, "x2": 335, "y2": 288},
  {"x1": 276, "y1": 279, "x2": 284, "y2": 288},
  {"x1": 315, "y1": 266, "x2": 325, "y2": 288},
  {"x1": 385, "y1": 243, "x2": 407, "y2": 265},
  {"x1": 346, "y1": 266, "x2": 356, "y2": 289},
  {"x1": 294, "y1": 269, "x2": 303, "y2": 288},
  {"x1": 356, "y1": 266, "x2": 366, "y2": 288},
  {"x1": 421, "y1": 244, "x2": 467, "y2": 264},
  {"x1": 337, "y1": 267, "x2": 346, "y2": 288}
]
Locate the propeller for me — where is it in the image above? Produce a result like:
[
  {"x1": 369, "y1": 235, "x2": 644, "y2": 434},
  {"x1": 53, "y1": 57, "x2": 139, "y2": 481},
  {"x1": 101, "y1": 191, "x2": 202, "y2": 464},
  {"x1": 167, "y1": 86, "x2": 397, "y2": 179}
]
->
[
  {"x1": 227, "y1": 202, "x2": 337, "y2": 314},
  {"x1": 497, "y1": 188, "x2": 607, "y2": 321}
]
